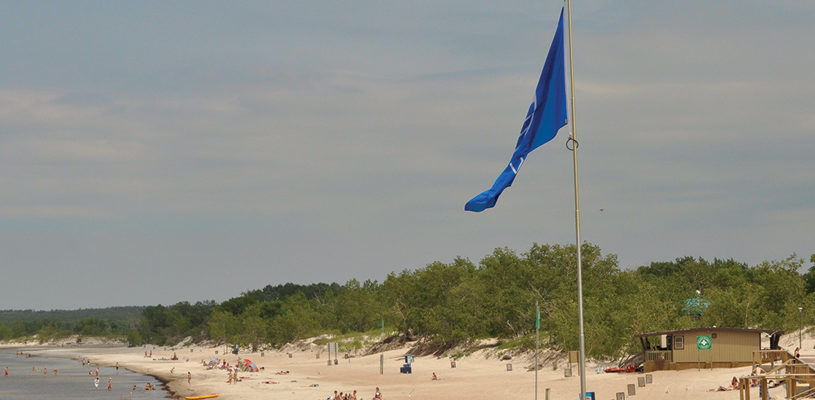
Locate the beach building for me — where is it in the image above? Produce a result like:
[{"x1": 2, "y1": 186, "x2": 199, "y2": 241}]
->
[{"x1": 634, "y1": 327, "x2": 783, "y2": 372}]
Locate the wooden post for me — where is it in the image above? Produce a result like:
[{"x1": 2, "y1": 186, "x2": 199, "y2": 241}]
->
[
  {"x1": 760, "y1": 377, "x2": 768, "y2": 400},
  {"x1": 788, "y1": 374, "x2": 795, "y2": 399},
  {"x1": 739, "y1": 378, "x2": 750, "y2": 400},
  {"x1": 743, "y1": 378, "x2": 750, "y2": 400}
]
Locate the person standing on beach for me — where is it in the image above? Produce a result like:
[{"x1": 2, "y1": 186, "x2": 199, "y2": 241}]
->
[
  {"x1": 107, "y1": 377, "x2": 112, "y2": 391},
  {"x1": 94, "y1": 376, "x2": 100, "y2": 390},
  {"x1": 187, "y1": 371, "x2": 191, "y2": 384},
  {"x1": 43, "y1": 368, "x2": 47, "y2": 377},
  {"x1": 116, "y1": 361, "x2": 119, "y2": 374},
  {"x1": 4, "y1": 366, "x2": 8, "y2": 376}
]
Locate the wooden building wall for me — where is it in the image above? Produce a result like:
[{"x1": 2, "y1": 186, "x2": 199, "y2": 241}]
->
[{"x1": 672, "y1": 330, "x2": 760, "y2": 363}]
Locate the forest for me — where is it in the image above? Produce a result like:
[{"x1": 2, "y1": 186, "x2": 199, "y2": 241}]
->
[{"x1": 3, "y1": 243, "x2": 815, "y2": 359}]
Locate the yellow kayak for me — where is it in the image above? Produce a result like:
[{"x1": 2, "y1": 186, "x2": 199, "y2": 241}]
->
[{"x1": 186, "y1": 395, "x2": 219, "y2": 400}]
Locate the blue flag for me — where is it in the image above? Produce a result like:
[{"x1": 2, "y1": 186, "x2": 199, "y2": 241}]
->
[{"x1": 465, "y1": 9, "x2": 568, "y2": 212}]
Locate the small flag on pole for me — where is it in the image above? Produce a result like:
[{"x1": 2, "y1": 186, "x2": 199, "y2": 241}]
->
[
  {"x1": 378, "y1": 319, "x2": 383, "y2": 328},
  {"x1": 465, "y1": 8, "x2": 568, "y2": 212},
  {"x1": 536, "y1": 308, "x2": 541, "y2": 329}
]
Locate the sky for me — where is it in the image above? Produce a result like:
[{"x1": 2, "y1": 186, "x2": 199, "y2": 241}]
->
[{"x1": 1, "y1": 1, "x2": 813, "y2": 310}]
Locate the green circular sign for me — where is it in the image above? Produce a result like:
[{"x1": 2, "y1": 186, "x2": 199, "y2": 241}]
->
[{"x1": 697, "y1": 335, "x2": 711, "y2": 350}]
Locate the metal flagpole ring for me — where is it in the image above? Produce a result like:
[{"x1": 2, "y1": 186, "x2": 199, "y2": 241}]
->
[{"x1": 566, "y1": 136, "x2": 579, "y2": 151}]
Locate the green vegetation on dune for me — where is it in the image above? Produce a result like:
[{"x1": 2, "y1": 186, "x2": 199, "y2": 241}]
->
[{"x1": 3, "y1": 246, "x2": 815, "y2": 359}]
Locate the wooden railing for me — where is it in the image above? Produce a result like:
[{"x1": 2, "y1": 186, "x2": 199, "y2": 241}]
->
[
  {"x1": 753, "y1": 349, "x2": 792, "y2": 366},
  {"x1": 645, "y1": 350, "x2": 672, "y2": 361}
]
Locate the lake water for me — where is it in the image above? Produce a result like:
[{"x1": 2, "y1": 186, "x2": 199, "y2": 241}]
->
[{"x1": 0, "y1": 349, "x2": 170, "y2": 400}]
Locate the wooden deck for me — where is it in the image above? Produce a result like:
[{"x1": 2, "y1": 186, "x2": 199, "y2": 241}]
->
[{"x1": 739, "y1": 350, "x2": 815, "y2": 400}]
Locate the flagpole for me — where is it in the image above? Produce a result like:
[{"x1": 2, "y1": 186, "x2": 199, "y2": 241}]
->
[
  {"x1": 535, "y1": 301, "x2": 540, "y2": 400},
  {"x1": 564, "y1": 0, "x2": 587, "y2": 399}
]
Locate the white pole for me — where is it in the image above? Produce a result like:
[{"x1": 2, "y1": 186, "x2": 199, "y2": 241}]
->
[
  {"x1": 564, "y1": 0, "x2": 587, "y2": 399},
  {"x1": 536, "y1": 301, "x2": 540, "y2": 400}
]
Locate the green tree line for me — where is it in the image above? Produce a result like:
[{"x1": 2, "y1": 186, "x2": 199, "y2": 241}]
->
[{"x1": 4, "y1": 245, "x2": 815, "y2": 359}]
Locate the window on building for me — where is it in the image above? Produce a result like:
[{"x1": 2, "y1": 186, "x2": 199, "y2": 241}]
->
[{"x1": 674, "y1": 335, "x2": 684, "y2": 350}]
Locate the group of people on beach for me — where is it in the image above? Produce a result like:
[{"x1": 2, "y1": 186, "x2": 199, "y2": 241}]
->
[
  {"x1": 330, "y1": 388, "x2": 362, "y2": 400},
  {"x1": 226, "y1": 367, "x2": 241, "y2": 384},
  {"x1": 202, "y1": 356, "x2": 247, "y2": 384},
  {"x1": 710, "y1": 364, "x2": 784, "y2": 392}
]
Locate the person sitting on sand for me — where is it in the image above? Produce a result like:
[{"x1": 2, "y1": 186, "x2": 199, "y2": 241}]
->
[{"x1": 432, "y1": 372, "x2": 438, "y2": 380}]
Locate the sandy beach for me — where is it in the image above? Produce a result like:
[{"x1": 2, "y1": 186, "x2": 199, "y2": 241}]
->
[{"x1": 9, "y1": 330, "x2": 811, "y2": 400}]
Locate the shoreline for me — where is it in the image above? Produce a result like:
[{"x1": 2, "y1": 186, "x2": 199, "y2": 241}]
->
[
  {"x1": 6, "y1": 336, "x2": 808, "y2": 400},
  {"x1": 12, "y1": 344, "x2": 186, "y2": 399}
]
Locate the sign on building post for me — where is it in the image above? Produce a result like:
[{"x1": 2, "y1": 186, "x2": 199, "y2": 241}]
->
[{"x1": 697, "y1": 335, "x2": 712, "y2": 370}]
